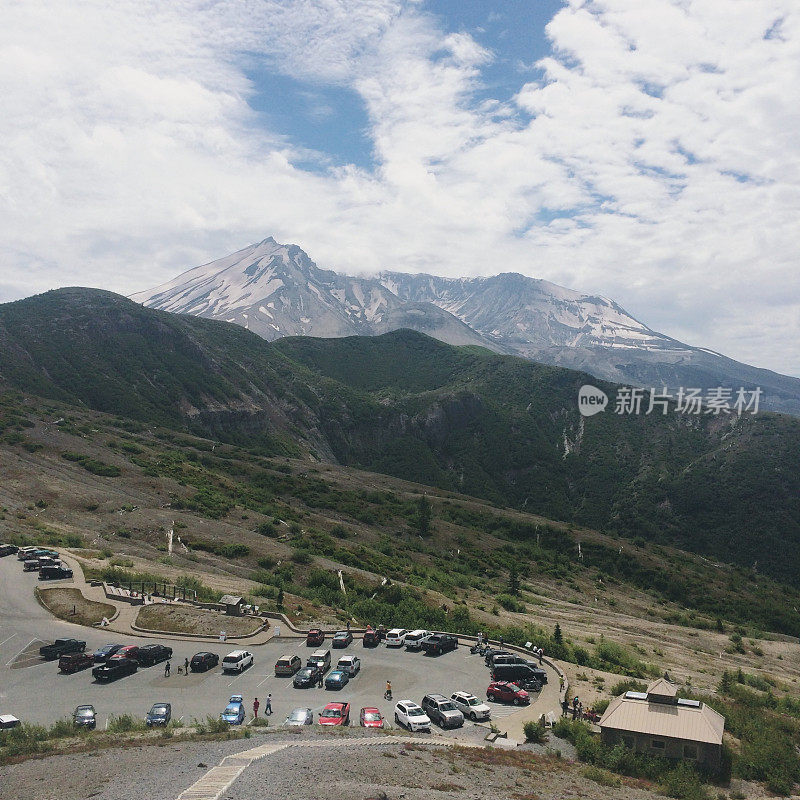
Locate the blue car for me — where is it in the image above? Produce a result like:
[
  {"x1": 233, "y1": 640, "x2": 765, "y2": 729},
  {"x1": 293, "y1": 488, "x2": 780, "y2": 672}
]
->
[
  {"x1": 220, "y1": 695, "x2": 245, "y2": 725},
  {"x1": 92, "y1": 643, "x2": 123, "y2": 663},
  {"x1": 324, "y1": 670, "x2": 349, "y2": 690}
]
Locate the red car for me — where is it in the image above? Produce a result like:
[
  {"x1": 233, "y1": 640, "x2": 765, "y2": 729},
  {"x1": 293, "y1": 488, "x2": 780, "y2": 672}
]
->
[
  {"x1": 486, "y1": 681, "x2": 530, "y2": 705},
  {"x1": 319, "y1": 702, "x2": 350, "y2": 726},
  {"x1": 359, "y1": 707, "x2": 384, "y2": 728},
  {"x1": 117, "y1": 645, "x2": 140, "y2": 661},
  {"x1": 306, "y1": 629, "x2": 325, "y2": 646}
]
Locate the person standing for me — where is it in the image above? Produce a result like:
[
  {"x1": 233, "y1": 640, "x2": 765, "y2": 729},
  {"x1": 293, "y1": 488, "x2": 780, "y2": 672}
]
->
[
  {"x1": 265, "y1": 694, "x2": 272, "y2": 716},
  {"x1": 164, "y1": 660, "x2": 171, "y2": 678},
  {"x1": 253, "y1": 697, "x2": 260, "y2": 720},
  {"x1": 561, "y1": 698, "x2": 569, "y2": 717},
  {"x1": 184, "y1": 657, "x2": 189, "y2": 675}
]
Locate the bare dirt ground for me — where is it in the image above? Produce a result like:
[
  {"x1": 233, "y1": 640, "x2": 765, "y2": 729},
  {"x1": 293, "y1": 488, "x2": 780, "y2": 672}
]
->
[
  {"x1": 36, "y1": 586, "x2": 116, "y2": 627},
  {"x1": 135, "y1": 604, "x2": 263, "y2": 637}
]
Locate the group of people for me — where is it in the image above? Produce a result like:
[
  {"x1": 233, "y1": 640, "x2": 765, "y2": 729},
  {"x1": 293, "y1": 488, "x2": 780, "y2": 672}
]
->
[
  {"x1": 252, "y1": 695, "x2": 272, "y2": 718},
  {"x1": 562, "y1": 695, "x2": 585, "y2": 720}
]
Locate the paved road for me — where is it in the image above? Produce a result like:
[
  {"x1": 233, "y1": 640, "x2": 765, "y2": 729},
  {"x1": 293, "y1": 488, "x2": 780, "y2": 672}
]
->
[{"x1": 0, "y1": 556, "x2": 556, "y2": 737}]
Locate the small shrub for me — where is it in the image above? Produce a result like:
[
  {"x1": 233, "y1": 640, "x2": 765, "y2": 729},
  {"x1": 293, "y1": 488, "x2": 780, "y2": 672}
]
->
[
  {"x1": 583, "y1": 766, "x2": 622, "y2": 788},
  {"x1": 523, "y1": 719, "x2": 549, "y2": 743}
]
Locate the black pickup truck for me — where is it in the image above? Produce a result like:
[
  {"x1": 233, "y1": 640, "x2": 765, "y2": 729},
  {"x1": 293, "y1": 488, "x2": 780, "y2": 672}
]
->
[
  {"x1": 92, "y1": 654, "x2": 138, "y2": 682},
  {"x1": 421, "y1": 634, "x2": 458, "y2": 656},
  {"x1": 39, "y1": 638, "x2": 86, "y2": 660}
]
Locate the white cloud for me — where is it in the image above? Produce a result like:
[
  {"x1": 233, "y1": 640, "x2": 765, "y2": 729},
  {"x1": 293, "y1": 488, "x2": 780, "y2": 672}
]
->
[{"x1": 0, "y1": 0, "x2": 798, "y2": 375}]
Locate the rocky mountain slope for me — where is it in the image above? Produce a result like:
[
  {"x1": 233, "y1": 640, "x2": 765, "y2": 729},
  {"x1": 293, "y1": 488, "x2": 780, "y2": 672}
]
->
[
  {"x1": 2, "y1": 288, "x2": 799, "y2": 583},
  {"x1": 132, "y1": 237, "x2": 800, "y2": 414}
]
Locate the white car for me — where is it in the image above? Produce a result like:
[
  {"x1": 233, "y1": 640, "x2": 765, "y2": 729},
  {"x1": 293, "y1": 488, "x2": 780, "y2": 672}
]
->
[
  {"x1": 404, "y1": 629, "x2": 432, "y2": 650},
  {"x1": 336, "y1": 655, "x2": 361, "y2": 676},
  {"x1": 450, "y1": 691, "x2": 491, "y2": 722},
  {"x1": 394, "y1": 700, "x2": 431, "y2": 732},
  {"x1": 385, "y1": 628, "x2": 408, "y2": 647},
  {"x1": 221, "y1": 650, "x2": 254, "y2": 673}
]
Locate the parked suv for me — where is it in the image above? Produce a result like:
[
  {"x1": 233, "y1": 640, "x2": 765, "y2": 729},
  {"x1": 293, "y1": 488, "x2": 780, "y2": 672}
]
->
[
  {"x1": 336, "y1": 655, "x2": 361, "y2": 676},
  {"x1": 421, "y1": 634, "x2": 458, "y2": 656},
  {"x1": 39, "y1": 564, "x2": 73, "y2": 580},
  {"x1": 0, "y1": 544, "x2": 19, "y2": 557},
  {"x1": 306, "y1": 629, "x2": 325, "y2": 646},
  {"x1": 450, "y1": 691, "x2": 491, "y2": 721},
  {"x1": 222, "y1": 650, "x2": 253, "y2": 673},
  {"x1": 59, "y1": 652, "x2": 94, "y2": 674},
  {"x1": 404, "y1": 630, "x2": 432, "y2": 651},
  {"x1": 421, "y1": 694, "x2": 464, "y2": 729},
  {"x1": 491, "y1": 663, "x2": 545, "y2": 691},
  {"x1": 306, "y1": 649, "x2": 331, "y2": 673},
  {"x1": 394, "y1": 700, "x2": 431, "y2": 732},
  {"x1": 385, "y1": 628, "x2": 408, "y2": 647},
  {"x1": 275, "y1": 654, "x2": 302, "y2": 676},
  {"x1": 136, "y1": 644, "x2": 172, "y2": 667},
  {"x1": 190, "y1": 652, "x2": 219, "y2": 672},
  {"x1": 92, "y1": 654, "x2": 138, "y2": 682}
]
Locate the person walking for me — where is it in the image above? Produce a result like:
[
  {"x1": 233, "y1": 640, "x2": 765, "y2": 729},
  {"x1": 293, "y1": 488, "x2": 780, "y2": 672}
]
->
[
  {"x1": 164, "y1": 660, "x2": 171, "y2": 678},
  {"x1": 253, "y1": 697, "x2": 260, "y2": 720},
  {"x1": 184, "y1": 657, "x2": 189, "y2": 675},
  {"x1": 265, "y1": 693, "x2": 272, "y2": 716},
  {"x1": 317, "y1": 670, "x2": 324, "y2": 689},
  {"x1": 538, "y1": 648, "x2": 543, "y2": 665},
  {"x1": 561, "y1": 698, "x2": 569, "y2": 717}
]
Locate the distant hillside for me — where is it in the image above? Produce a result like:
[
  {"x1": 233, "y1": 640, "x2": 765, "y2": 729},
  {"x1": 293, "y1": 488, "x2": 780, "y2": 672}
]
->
[{"x1": 1, "y1": 288, "x2": 799, "y2": 581}]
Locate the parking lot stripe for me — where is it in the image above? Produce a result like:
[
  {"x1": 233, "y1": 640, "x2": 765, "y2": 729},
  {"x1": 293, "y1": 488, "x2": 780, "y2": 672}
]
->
[
  {"x1": 5, "y1": 637, "x2": 39, "y2": 667},
  {"x1": 0, "y1": 632, "x2": 18, "y2": 648}
]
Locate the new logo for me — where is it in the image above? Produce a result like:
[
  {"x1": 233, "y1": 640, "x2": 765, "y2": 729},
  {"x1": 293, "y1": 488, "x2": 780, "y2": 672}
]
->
[{"x1": 578, "y1": 384, "x2": 608, "y2": 416}]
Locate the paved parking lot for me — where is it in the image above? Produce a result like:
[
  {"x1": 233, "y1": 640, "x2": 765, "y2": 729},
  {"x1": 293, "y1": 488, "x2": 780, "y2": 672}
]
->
[{"x1": 0, "y1": 556, "x2": 552, "y2": 737}]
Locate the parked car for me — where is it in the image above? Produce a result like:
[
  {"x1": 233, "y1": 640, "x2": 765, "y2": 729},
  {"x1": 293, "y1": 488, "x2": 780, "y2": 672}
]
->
[
  {"x1": 362, "y1": 626, "x2": 381, "y2": 647},
  {"x1": 220, "y1": 696, "x2": 245, "y2": 725},
  {"x1": 117, "y1": 645, "x2": 140, "y2": 661},
  {"x1": 306, "y1": 649, "x2": 331, "y2": 673},
  {"x1": 0, "y1": 543, "x2": 19, "y2": 557},
  {"x1": 92, "y1": 643, "x2": 124, "y2": 663},
  {"x1": 421, "y1": 694, "x2": 464, "y2": 728},
  {"x1": 491, "y1": 663, "x2": 545, "y2": 690},
  {"x1": 145, "y1": 702, "x2": 172, "y2": 727},
  {"x1": 325, "y1": 669, "x2": 349, "y2": 690},
  {"x1": 492, "y1": 653, "x2": 539, "y2": 669},
  {"x1": 40, "y1": 638, "x2": 86, "y2": 660},
  {"x1": 404, "y1": 630, "x2": 432, "y2": 651},
  {"x1": 306, "y1": 628, "x2": 325, "y2": 646},
  {"x1": 23, "y1": 558, "x2": 40, "y2": 572},
  {"x1": 293, "y1": 666, "x2": 322, "y2": 688},
  {"x1": 0, "y1": 714, "x2": 21, "y2": 729},
  {"x1": 332, "y1": 630, "x2": 353, "y2": 648},
  {"x1": 274, "y1": 654, "x2": 302, "y2": 676},
  {"x1": 319, "y1": 702, "x2": 350, "y2": 726},
  {"x1": 59, "y1": 651, "x2": 94, "y2": 674},
  {"x1": 484, "y1": 648, "x2": 512, "y2": 667},
  {"x1": 394, "y1": 700, "x2": 431, "y2": 732},
  {"x1": 336, "y1": 655, "x2": 361, "y2": 677},
  {"x1": 92, "y1": 654, "x2": 138, "y2": 682},
  {"x1": 284, "y1": 707, "x2": 314, "y2": 726},
  {"x1": 17, "y1": 546, "x2": 38, "y2": 560},
  {"x1": 38, "y1": 564, "x2": 73, "y2": 580},
  {"x1": 33, "y1": 548, "x2": 59, "y2": 559},
  {"x1": 359, "y1": 707, "x2": 384, "y2": 728},
  {"x1": 450, "y1": 691, "x2": 491, "y2": 722},
  {"x1": 421, "y1": 634, "x2": 458, "y2": 656},
  {"x1": 385, "y1": 628, "x2": 408, "y2": 647},
  {"x1": 72, "y1": 705, "x2": 97, "y2": 729},
  {"x1": 486, "y1": 681, "x2": 530, "y2": 705},
  {"x1": 221, "y1": 650, "x2": 253, "y2": 674},
  {"x1": 190, "y1": 652, "x2": 219, "y2": 672},
  {"x1": 137, "y1": 644, "x2": 173, "y2": 667}
]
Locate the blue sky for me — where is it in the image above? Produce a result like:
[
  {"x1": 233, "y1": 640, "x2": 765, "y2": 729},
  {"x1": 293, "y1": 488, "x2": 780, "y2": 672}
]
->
[{"x1": 1, "y1": 0, "x2": 798, "y2": 375}]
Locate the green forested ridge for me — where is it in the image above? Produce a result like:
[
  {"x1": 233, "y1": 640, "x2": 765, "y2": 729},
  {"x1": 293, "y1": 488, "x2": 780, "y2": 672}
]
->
[{"x1": 1, "y1": 288, "x2": 799, "y2": 582}]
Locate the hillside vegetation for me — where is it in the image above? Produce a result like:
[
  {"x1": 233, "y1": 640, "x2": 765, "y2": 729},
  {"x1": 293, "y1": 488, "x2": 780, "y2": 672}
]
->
[{"x1": 1, "y1": 288, "x2": 799, "y2": 584}]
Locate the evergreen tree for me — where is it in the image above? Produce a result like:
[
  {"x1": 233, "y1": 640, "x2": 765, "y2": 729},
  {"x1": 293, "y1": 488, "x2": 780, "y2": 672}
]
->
[{"x1": 553, "y1": 623, "x2": 563, "y2": 645}]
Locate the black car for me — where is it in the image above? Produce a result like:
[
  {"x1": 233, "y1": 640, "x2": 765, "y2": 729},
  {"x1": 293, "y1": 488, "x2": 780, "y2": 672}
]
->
[
  {"x1": 40, "y1": 638, "x2": 86, "y2": 660},
  {"x1": 73, "y1": 705, "x2": 97, "y2": 729},
  {"x1": 293, "y1": 666, "x2": 322, "y2": 688},
  {"x1": 92, "y1": 654, "x2": 138, "y2": 681},
  {"x1": 137, "y1": 644, "x2": 173, "y2": 667},
  {"x1": 491, "y1": 662, "x2": 546, "y2": 689},
  {"x1": 39, "y1": 564, "x2": 73, "y2": 580},
  {"x1": 0, "y1": 543, "x2": 19, "y2": 557},
  {"x1": 93, "y1": 643, "x2": 124, "y2": 663},
  {"x1": 145, "y1": 702, "x2": 172, "y2": 726},
  {"x1": 421, "y1": 634, "x2": 458, "y2": 656},
  {"x1": 190, "y1": 651, "x2": 219, "y2": 672}
]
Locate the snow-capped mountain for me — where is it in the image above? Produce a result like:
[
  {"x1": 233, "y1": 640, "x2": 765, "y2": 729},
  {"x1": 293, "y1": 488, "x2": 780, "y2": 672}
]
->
[{"x1": 132, "y1": 237, "x2": 800, "y2": 415}]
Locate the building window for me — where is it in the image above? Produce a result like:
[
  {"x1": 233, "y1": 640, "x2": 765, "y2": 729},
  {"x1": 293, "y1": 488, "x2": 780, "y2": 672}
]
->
[
  {"x1": 651, "y1": 739, "x2": 666, "y2": 751},
  {"x1": 683, "y1": 744, "x2": 698, "y2": 760},
  {"x1": 622, "y1": 736, "x2": 634, "y2": 749}
]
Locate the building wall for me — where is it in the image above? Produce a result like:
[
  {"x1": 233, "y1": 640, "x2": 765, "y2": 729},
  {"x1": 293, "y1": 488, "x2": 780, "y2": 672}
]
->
[{"x1": 601, "y1": 727, "x2": 721, "y2": 768}]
